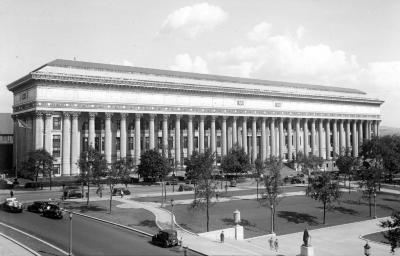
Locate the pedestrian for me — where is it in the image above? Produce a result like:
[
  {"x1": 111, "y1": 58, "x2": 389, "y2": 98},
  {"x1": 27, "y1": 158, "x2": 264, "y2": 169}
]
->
[
  {"x1": 274, "y1": 238, "x2": 279, "y2": 252},
  {"x1": 10, "y1": 190, "x2": 14, "y2": 198},
  {"x1": 220, "y1": 230, "x2": 225, "y2": 243},
  {"x1": 268, "y1": 236, "x2": 274, "y2": 250},
  {"x1": 120, "y1": 189, "x2": 124, "y2": 198},
  {"x1": 216, "y1": 191, "x2": 219, "y2": 200}
]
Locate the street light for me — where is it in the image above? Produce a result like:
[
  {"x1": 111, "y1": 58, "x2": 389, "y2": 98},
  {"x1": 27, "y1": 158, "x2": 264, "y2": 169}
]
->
[
  {"x1": 170, "y1": 199, "x2": 175, "y2": 230},
  {"x1": 373, "y1": 192, "x2": 377, "y2": 219},
  {"x1": 364, "y1": 242, "x2": 371, "y2": 256},
  {"x1": 69, "y1": 211, "x2": 73, "y2": 256}
]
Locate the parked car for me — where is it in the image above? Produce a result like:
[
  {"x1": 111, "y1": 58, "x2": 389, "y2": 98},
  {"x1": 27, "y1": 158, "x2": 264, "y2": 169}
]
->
[
  {"x1": 27, "y1": 201, "x2": 49, "y2": 213},
  {"x1": 2, "y1": 198, "x2": 23, "y2": 213},
  {"x1": 165, "y1": 179, "x2": 178, "y2": 185},
  {"x1": 42, "y1": 203, "x2": 63, "y2": 219},
  {"x1": 64, "y1": 186, "x2": 83, "y2": 199},
  {"x1": 112, "y1": 187, "x2": 131, "y2": 196},
  {"x1": 152, "y1": 229, "x2": 179, "y2": 247},
  {"x1": 229, "y1": 180, "x2": 237, "y2": 187},
  {"x1": 178, "y1": 184, "x2": 194, "y2": 192}
]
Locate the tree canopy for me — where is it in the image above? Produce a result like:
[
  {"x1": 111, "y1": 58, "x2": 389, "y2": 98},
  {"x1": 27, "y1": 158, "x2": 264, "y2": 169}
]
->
[
  {"x1": 137, "y1": 149, "x2": 171, "y2": 180},
  {"x1": 220, "y1": 146, "x2": 251, "y2": 177},
  {"x1": 21, "y1": 149, "x2": 54, "y2": 189}
]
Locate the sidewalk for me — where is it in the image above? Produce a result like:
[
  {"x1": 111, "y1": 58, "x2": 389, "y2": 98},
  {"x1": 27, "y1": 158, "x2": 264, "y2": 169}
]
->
[{"x1": 0, "y1": 233, "x2": 39, "y2": 256}]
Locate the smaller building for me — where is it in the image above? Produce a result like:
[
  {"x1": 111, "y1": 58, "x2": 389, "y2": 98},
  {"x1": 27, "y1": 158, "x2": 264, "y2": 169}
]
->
[{"x1": 0, "y1": 113, "x2": 14, "y2": 174}]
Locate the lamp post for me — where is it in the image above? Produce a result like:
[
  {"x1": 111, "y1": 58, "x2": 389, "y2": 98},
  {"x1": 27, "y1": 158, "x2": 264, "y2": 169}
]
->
[
  {"x1": 373, "y1": 192, "x2": 377, "y2": 219},
  {"x1": 364, "y1": 241, "x2": 371, "y2": 256},
  {"x1": 170, "y1": 199, "x2": 175, "y2": 230},
  {"x1": 69, "y1": 211, "x2": 73, "y2": 256},
  {"x1": 271, "y1": 204, "x2": 274, "y2": 234}
]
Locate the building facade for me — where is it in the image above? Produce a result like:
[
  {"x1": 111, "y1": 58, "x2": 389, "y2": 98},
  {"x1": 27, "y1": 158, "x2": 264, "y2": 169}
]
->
[
  {"x1": 0, "y1": 113, "x2": 14, "y2": 173},
  {"x1": 7, "y1": 59, "x2": 383, "y2": 176}
]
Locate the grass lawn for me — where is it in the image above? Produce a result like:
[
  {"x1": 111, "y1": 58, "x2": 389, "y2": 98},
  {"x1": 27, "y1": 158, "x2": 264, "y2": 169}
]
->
[
  {"x1": 62, "y1": 199, "x2": 159, "y2": 235},
  {"x1": 172, "y1": 191, "x2": 400, "y2": 238},
  {"x1": 363, "y1": 231, "x2": 390, "y2": 245}
]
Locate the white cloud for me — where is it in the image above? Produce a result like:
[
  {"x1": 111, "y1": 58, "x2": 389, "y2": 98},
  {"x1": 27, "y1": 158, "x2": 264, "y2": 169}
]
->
[
  {"x1": 160, "y1": 3, "x2": 227, "y2": 38},
  {"x1": 247, "y1": 22, "x2": 272, "y2": 42},
  {"x1": 122, "y1": 60, "x2": 133, "y2": 66},
  {"x1": 170, "y1": 53, "x2": 209, "y2": 74},
  {"x1": 296, "y1": 25, "x2": 305, "y2": 39}
]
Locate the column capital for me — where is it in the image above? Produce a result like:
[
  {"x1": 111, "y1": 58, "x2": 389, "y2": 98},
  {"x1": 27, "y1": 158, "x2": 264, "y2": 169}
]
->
[
  {"x1": 286, "y1": 117, "x2": 292, "y2": 122},
  {"x1": 34, "y1": 111, "x2": 44, "y2": 118},
  {"x1": 120, "y1": 113, "x2": 128, "y2": 119},
  {"x1": 303, "y1": 118, "x2": 308, "y2": 122},
  {"x1": 295, "y1": 118, "x2": 301, "y2": 123},
  {"x1": 89, "y1": 112, "x2": 97, "y2": 119},
  {"x1": 135, "y1": 113, "x2": 142, "y2": 119},
  {"x1": 187, "y1": 114, "x2": 193, "y2": 121},
  {"x1": 210, "y1": 115, "x2": 216, "y2": 121},
  {"x1": 63, "y1": 112, "x2": 71, "y2": 118},
  {"x1": 176, "y1": 114, "x2": 182, "y2": 120},
  {"x1": 71, "y1": 112, "x2": 80, "y2": 119},
  {"x1": 332, "y1": 119, "x2": 337, "y2": 124},
  {"x1": 222, "y1": 116, "x2": 228, "y2": 121},
  {"x1": 242, "y1": 116, "x2": 248, "y2": 121},
  {"x1": 163, "y1": 114, "x2": 169, "y2": 121},
  {"x1": 199, "y1": 115, "x2": 205, "y2": 121},
  {"x1": 105, "y1": 112, "x2": 113, "y2": 119},
  {"x1": 252, "y1": 116, "x2": 258, "y2": 122},
  {"x1": 311, "y1": 118, "x2": 316, "y2": 124},
  {"x1": 270, "y1": 117, "x2": 276, "y2": 122},
  {"x1": 44, "y1": 112, "x2": 53, "y2": 118},
  {"x1": 232, "y1": 116, "x2": 238, "y2": 121}
]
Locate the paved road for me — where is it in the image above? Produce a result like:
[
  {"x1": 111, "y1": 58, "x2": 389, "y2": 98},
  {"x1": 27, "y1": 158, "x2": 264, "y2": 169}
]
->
[{"x1": 0, "y1": 209, "x2": 191, "y2": 256}]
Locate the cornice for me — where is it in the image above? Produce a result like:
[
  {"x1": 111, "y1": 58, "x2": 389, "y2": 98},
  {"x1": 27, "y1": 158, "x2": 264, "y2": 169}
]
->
[
  {"x1": 31, "y1": 71, "x2": 383, "y2": 105},
  {"x1": 12, "y1": 100, "x2": 381, "y2": 121}
]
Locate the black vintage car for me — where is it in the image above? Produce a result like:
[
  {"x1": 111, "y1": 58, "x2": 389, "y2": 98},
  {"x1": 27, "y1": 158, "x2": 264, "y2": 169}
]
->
[
  {"x1": 42, "y1": 203, "x2": 63, "y2": 219},
  {"x1": 27, "y1": 201, "x2": 49, "y2": 213},
  {"x1": 152, "y1": 229, "x2": 179, "y2": 247},
  {"x1": 2, "y1": 198, "x2": 23, "y2": 213},
  {"x1": 112, "y1": 187, "x2": 131, "y2": 196},
  {"x1": 63, "y1": 186, "x2": 83, "y2": 199}
]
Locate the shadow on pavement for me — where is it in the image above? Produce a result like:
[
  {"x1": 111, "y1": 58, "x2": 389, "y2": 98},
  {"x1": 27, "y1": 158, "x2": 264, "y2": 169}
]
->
[
  {"x1": 137, "y1": 219, "x2": 157, "y2": 228},
  {"x1": 221, "y1": 218, "x2": 257, "y2": 227},
  {"x1": 277, "y1": 211, "x2": 319, "y2": 225}
]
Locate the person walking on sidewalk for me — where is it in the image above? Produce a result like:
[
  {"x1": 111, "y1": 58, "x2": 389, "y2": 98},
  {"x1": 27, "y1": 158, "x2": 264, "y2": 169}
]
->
[
  {"x1": 10, "y1": 190, "x2": 14, "y2": 198},
  {"x1": 274, "y1": 238, "x2": 279, "y2": 252},
  {"x1": 269, "y1": 236, "x2": 274, "y2": 250},
  {"x1": 220, "y1": 231, "x2": 225, "y2": 243}
]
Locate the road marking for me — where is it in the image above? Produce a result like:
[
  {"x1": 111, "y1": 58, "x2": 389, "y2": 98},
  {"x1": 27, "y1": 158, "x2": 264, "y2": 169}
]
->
[{"x1": 0, "y1": 222, "x2": 69, "y2": 255}]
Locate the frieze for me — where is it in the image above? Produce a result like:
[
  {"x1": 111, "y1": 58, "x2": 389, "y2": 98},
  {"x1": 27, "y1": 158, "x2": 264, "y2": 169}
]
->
[{"x1": 12, "y1": 100, "x2": 382, "y2": 121}]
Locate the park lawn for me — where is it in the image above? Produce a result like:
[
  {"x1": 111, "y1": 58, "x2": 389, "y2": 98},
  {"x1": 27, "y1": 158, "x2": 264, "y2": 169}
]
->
[
  {"x1": 62, "y1": 199, "x2": 159, "y2": 235},
  {"x1": 172, "y1": 191, "x2": 400, "y2": 239},
  {"x1": 363, "y1": 231, "x2": 390, "y2": 245}
]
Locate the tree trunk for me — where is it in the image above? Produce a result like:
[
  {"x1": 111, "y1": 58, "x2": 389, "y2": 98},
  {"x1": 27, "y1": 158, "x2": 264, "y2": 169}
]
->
[
  {"x1": 348, "y1": 175, "x2": 351, "y2": 194},
  {"x1": 272, "y1": 205, "x2": 276, "y2": 232},
  {"x1": 323, "y1": 201, "x2": 326, "y2": 224},
  {"x1": 87, "y1": 183, "x2": 90, "y2": 205},
  {"x1": 49, "y1": 172, "x2": 52, "y2": 191},
  {"x1": 369, "y1": 195, "x2": 372, "y2": 217},
  {"x1": 256, "y1": 178, "x2": 259, "y2": 200},
  {"x1": 206, "y1": 195, "x2": 210, "y2": 232},
  {"x1": 109, "y1": 185, "x2": 112, "y2": 213}
]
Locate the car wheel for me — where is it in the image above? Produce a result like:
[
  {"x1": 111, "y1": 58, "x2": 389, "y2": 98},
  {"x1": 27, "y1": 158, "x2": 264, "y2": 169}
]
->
[{"x1": 163, "y1": 241, "x2": 169, "y2": 248}]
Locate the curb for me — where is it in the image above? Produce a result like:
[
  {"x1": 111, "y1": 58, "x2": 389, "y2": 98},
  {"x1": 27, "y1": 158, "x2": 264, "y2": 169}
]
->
[
  {"x1": 0, "y1": 232, "x2": 41, "y2": 256},
  {"x1": 73, "y1": 211, "x2": 208, "y2": 256}
]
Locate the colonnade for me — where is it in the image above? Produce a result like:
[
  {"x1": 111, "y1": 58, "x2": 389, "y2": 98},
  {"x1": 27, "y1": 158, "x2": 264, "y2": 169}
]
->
[{"x1": 25, "y1": 111, "x2": 380, "y2": 176}]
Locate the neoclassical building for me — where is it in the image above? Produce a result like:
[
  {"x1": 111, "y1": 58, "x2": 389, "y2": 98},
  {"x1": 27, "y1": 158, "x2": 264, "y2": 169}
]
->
[{"x1": 7, "y1": 59, "x2": 383, "y2": 176}]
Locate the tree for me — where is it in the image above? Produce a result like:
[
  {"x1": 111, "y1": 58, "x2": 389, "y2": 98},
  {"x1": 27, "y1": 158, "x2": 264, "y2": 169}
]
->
[
  {"x1": 306, "y1": 172, "x2": 341, "y2": 224},
  {"x1": 107, "y1": 158, "x2": 131, "y2": 212},
  {"x1": 220, "y1": 146, "x2": 251, "y2": 185},
  {"x1": 381, "y1": 211, "x2": 400, "y2": 254},
  {"x1": 260, "y1": 156, "x2": 283, "y2": 233},
  {"x1": 138, "y1": 149, "x2": 171, "y2": 200},
  {"x1": 253, "y1": 157, "x2": 265, "y2": 200},
  {"x1": 187, "y1": 149, "x2": 216, "y2": 232},
  {"x1": 357, "y1": 165, "x2": 380, "y2": 217},
  {"x1": 78, "y1": 146, "x2": 107, "y2": 205},
  {"x1": 21, "y1": 149, "x2": 54, "y2": 190},
  {"x1": 335, "y1": 150, "x2": 358, "y2": 193},
  {"x1": 295, "y1": 152, "x2": 324, "y2": 189},
  {"x1": 379, "y1": 135, "x2": 400, "y2": 183}
]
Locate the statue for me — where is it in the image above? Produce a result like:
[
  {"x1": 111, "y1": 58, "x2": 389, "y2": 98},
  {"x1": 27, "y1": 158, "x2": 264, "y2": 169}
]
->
[{"x1": 303, "y1": 227, "x2": 311, "y2": 247}]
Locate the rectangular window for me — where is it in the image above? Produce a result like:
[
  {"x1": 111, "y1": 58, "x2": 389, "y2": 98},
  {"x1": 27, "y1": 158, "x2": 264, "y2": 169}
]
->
[
  {"x1": 194, "y1": 136, "x2": 198, "y2": 148},
  {"x1": 116, "y1": 137, "x2": 121, "y2": 151},
  {"x1": 158, "y1": 137, "x2": 163, "y2": 149},
  {"x1": 101, "y1": 137, "x2": 105, "y2": 151},
  {"x1": 145, "y1": 137, "x2": 150, "y2": 150},
  {"x1": 128, "y1": 137, "x2": 134, "y2": 150},
  {"x1": 168, "y1": 137, "x2": 173, "y2": 149},
  {"x1": 53, "y1": 164, "x2": 60, "y2": 175},
  {"x1": 95, "y1": 137, "x2": 100, "y2": 151},
  {"x1": 216, "y1": 136, "x2": 221, "y2": 147},
  {"x1": 82, "y1": 137, "x2": 89, "y2": 152},
  {"x1": 52, "y1": 135, "x2": 61, "y2": 157},
  {"x1": 53, "y1": 117, "x2": 61, "y2": 130},
  {"x1": 184, "y1": 136, "x2": 188, "y2": 148},
  {"x1": 116, "y1": 120, "x2": 121, "y2": 130}
]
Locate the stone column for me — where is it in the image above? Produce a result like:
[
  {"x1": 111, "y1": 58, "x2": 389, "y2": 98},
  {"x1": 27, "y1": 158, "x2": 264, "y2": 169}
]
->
[
  {"x1": 88, "y1": 112, "x2": 96, "y2": 147},
  {"x1": 162, "y1": 115, "x2": 169, "y2": 157},
  {"x1": 187, "y1": 115, "x2": 193, "y2": 158},
  {"x1": 211, "y1": 116, "x2": 216, "y2": 155},
  {"x1": 135, "y1": 113, "x2": 141, "y2": 165},
  {"x1": 105, "y1": 113, "x2": 113, "y2": 164},
  {"x1": 295, "y1": 118, "x2": 301, "y2": 155},
  {"x1": 71, "y1": 112, "x2": 80, "y2": 175},
  {"x1": 222, "y1": 116, "x2": 227, "y2": 156},
  {"x1": 62, "y1": 112, "x2": 71, "y2": 176},
  {"x1": 318, "y1": 119, "x2": 324, "y2": 158},
  {"x1": 242, "y1": 117, "x2": 248, "y2": 154},
  {"x1": 352, "y1": 120, "x2": 358, "y2": 157},
  {"x1": 339, "y1": 120, "x2": 345, "y2": 155},
  {"x1": 358, "y1": 120, "x2": 363, "y2": 151},
  {"x1": 270, "y1": 118, "x2": 276, "y2": 157},
  {"x1": 303, "y1": 119, "x2": 308, "y2": 156},
  {"x1": 332, "y1": 119, "x2": 338, "y2": 157},
  {"x1": 287, "y1": 118, "x2": 293, "y2": 161},
  {"x1": 199, "y1": 115, "x2": 205, "y2": 153},
  {"x1": 232, "y1": 116, "x2": 237, "y2": 146},
  {"x1": 261, "y1": 118, "x2": 266, "y2": 161},
  {"x1": 34, "y1": 112, "x2": 44, "y2": 149},
  {"x1": 377, "y1": 120, "x2": 380, "y2": 137},
  {"x1": 346, "y1": 120, "x2": 351, "y2": 154},
  {"x1": 279, "y1": 118, "x2": 284, "y2": 159},
  {"x1": 44, "y1": 112, "x2": 52, "y2": 153},
  {"x1": 120, "y1": 113, "x2": 128, "y2": 158},
  {"x1": 175, "y1": 115, "x2": 181, "y2": 166},
  {"x1": 367, "y1": 121, "x2": 371, "y2": 140},
  {"x1": 311, "y1": 119, "x2": 316, "y2": 156},
  {"x1": 149, "y1": 114, "x2": 155, "y2": 150},
  {"x1": 374, "y1": 120, "x2": 379, "y2": 137},
  {"x1": 252, "y1": 117, "x2": 257, "y2": 162},
  {"x1": 325, "y1": 119, "x2": 331, "y2": 160}
]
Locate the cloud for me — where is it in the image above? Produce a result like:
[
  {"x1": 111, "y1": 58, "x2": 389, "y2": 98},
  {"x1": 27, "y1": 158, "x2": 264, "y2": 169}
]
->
[
  {"x1": 170, "y1": 53, "x2": 209, "y2": 73},
  {"x1": 296, "y1": 25, "x2": 305, "y2": 39},
  {"x1": 160, "y1": 3, "x2": 227, "y2": 38},
  {"x1": 122, "y1": 60, "x2": 133, "y2": 66},
  {"x1": 247, "y1": 22, "x2": 272, "y2": 42}
]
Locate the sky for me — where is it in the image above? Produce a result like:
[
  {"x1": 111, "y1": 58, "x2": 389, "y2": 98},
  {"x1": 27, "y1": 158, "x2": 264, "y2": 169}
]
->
[{"x1": 1, "y1": 0, "x2": 400, "y2": 126}]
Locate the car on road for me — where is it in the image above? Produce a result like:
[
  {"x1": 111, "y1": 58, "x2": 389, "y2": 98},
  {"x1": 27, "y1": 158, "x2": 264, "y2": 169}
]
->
[
  {"x1": 64, "y1": 186, "x2": 83, "y2": 199},
  {"x1": 229, "y1": 180, "x2": 237, "y2": 187},
  {"x1": 42, "y1": 203, "x2": 63, "y2": 219},
  {"x1": 27, "y1": 201, "x2": 49, "y2": 213},
  {"x1": 178, "y1": 184, "x2": 193, "y2": 191},
  {"x1": 112, "y1": 187, "x2": 131, "y2": 196},
  {"x1": 152, "y1": 229, "x2": 179, "y2": 247},
  {"x1": 165, "y1": 179, "x2": 178, "y2": 185},
  {"x1": 2, "y1": 198, "x2": 23, "y2": 213}
]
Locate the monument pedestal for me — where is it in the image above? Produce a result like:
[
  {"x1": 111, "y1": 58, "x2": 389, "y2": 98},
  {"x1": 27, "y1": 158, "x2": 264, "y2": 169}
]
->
[{"x1": 300, "y1": 245, "x2": 314, "y2": 256}]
